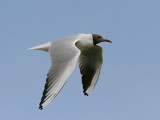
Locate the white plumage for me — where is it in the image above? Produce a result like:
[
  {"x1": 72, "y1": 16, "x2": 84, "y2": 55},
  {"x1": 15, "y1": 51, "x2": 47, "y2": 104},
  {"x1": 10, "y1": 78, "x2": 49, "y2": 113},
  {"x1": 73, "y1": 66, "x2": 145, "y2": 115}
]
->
[{"x1": 29, "y1": 33, "x2": 111, "y2": 109}]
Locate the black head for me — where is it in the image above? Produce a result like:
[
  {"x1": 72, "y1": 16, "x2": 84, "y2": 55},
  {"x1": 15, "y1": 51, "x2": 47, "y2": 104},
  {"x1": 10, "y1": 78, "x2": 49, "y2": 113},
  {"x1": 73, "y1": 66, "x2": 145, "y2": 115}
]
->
[{"x1": 92, "y1": 34, "x2": 112, "y2": 45}]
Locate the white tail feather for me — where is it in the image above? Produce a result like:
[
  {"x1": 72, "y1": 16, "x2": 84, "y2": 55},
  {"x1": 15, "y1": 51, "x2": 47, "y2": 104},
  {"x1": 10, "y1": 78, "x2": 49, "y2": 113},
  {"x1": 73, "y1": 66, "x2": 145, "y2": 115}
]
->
[{"x1": 28, "y1": 42, "x2": 52, "y2": 52}]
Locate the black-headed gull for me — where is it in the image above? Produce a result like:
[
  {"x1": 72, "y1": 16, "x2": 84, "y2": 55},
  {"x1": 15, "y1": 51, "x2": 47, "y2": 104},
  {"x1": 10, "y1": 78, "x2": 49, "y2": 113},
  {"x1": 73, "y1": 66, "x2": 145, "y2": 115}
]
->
[{"x1": 29, "y1": 33, "x2": 112, "y2": 109}]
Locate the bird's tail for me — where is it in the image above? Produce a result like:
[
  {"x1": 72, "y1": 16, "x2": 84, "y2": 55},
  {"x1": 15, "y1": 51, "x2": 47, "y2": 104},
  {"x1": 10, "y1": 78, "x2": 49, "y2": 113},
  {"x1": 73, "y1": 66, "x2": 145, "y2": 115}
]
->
[{"x1": 28, "y1": 42, "x2": 52, "y2": 52}]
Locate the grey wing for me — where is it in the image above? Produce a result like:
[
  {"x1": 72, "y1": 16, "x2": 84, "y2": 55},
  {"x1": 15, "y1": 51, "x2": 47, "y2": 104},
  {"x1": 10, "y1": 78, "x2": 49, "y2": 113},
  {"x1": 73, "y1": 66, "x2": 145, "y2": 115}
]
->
[
  {"x1": 39, "y1": 42, "x2": 80, "y2": 110},
  {"x1": 78, "y1": 45, "x2": 103, "y2": 96}
]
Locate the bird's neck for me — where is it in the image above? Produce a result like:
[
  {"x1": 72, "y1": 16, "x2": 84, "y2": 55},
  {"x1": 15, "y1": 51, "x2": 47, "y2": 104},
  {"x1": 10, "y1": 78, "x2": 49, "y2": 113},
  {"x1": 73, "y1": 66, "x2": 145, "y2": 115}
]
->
[{"x1": 75, "y1": 34, "x2": 94, "y2": 51}]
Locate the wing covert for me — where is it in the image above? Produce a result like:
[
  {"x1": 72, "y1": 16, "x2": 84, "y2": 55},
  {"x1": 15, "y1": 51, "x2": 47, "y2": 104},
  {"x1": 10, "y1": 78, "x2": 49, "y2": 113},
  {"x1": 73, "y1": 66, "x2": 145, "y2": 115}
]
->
[{"x1": 78, "y1": 45, "x2": 103, "y2": 95}]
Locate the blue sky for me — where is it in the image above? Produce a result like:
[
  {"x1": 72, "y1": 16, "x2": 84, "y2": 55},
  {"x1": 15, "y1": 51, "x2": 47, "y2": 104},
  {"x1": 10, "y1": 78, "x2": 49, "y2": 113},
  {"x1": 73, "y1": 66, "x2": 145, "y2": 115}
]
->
[{"x1": 0, "y1": 0, "x2": 160, "y2": 120}]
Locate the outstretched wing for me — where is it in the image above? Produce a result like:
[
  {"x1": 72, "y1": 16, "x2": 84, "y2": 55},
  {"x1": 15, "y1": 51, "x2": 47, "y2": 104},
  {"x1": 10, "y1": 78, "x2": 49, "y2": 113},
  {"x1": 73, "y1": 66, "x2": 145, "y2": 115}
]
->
[
  {"x1": 78, "y1": 45, "x2": 103, "y2": 96},
  {"x1": 39, "y1": 40, "x2": 80, "y2": 110}
]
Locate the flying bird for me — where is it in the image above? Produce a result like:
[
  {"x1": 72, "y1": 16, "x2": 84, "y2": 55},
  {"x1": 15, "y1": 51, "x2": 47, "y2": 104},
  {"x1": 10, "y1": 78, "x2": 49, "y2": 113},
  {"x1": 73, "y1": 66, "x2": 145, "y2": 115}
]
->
[{"x1": 29, "y1": 33, "x2": 112, "y2": 110}]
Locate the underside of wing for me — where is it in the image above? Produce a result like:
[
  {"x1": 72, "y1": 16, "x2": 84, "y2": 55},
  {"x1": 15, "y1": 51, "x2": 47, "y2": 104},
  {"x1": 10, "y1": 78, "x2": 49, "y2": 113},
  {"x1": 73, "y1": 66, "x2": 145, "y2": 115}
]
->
[
  {"x1": 39, "y1": 40, "x2": 80, "y2": 109},
  {"x1": 39, "y1": 62, "x2": 76, "y2": 109},
  {"x1": 78, "y1": 45, "x2": 103, "y2": 96}
]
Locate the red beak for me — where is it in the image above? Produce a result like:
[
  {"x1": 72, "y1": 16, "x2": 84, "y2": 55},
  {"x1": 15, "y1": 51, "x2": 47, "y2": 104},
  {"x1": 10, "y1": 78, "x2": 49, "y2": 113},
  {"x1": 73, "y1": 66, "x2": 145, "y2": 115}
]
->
[{"x1": 102, "y1": 39, "x2": 112, "y2": 43}]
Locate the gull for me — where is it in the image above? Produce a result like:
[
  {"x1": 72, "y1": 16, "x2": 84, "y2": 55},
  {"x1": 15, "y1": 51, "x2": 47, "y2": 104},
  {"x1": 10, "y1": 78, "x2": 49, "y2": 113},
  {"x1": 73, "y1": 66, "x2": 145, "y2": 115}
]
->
[{"x1": 29, "y1": 33, "x2": 112, "y2": 110}]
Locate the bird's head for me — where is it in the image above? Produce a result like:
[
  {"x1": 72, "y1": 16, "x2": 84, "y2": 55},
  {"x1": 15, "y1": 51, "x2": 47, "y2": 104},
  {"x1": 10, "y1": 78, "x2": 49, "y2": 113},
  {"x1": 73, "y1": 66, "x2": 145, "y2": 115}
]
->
[{"x1": 92, "y1": 34, "x2": 112, "y2": 45}]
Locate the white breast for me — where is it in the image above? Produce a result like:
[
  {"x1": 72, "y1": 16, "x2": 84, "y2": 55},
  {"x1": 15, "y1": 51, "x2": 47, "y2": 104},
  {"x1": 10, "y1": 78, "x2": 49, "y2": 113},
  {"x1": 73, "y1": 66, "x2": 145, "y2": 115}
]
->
[{"x1": 75, "y1": 34, "x2": 94, "y2": 51}]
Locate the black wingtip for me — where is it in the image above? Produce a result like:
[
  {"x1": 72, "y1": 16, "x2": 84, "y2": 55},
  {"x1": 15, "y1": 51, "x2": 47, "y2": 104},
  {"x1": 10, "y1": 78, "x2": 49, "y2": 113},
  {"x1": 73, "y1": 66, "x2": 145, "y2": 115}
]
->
[
  {"x1": 84, "y1": 93, "x2": 89, "y2": 96},
  {"x1": 83, "y1": 89, "x2": 89, "y2": 96},
  {"x1": 39, "y1": 105, "x2": 43, "y2": 110}
]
